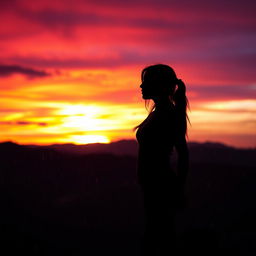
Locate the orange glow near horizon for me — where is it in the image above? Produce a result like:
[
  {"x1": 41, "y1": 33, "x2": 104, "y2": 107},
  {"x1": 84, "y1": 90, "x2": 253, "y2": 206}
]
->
[
  {"x1": 0, "y1": 67, "x2": 255, "y2": 148},
  {"x1": 0, "y1": 67, "x2": 256, "y2": 148},
  {"x1": 63, "y1": 135, "x2": 110, "y2": 144}
]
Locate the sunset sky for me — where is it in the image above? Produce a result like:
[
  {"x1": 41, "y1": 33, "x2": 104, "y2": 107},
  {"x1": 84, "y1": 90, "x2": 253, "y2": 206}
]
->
[{"x1": 0, "y1": 0, "x2": 255, "y2": 148}]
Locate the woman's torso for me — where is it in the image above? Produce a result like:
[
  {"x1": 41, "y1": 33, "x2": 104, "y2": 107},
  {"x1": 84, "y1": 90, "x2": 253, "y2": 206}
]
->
[{"x1": 136, "y1": 104, "x2": 177, "y2": 187}]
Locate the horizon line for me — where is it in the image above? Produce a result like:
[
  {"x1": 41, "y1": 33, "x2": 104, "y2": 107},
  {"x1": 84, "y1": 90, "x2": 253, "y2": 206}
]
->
[{"x1": 0, "y1": 139, "x2": 255, "y2": 150}]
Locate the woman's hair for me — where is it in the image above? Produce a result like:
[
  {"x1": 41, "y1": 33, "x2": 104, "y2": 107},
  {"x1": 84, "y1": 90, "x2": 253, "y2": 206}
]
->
[{"x1": 134, "y1": 64, "x2": 190, "y2": 137}]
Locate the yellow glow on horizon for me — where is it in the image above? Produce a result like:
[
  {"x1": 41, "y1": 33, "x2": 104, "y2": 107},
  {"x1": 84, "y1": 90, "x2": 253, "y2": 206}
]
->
[
  {"x1": 57, "y1": 104, "x2": 101, "y2": 116},
  {"x1": 55, "y1": 104, "x2": 145, "y2": 132},
  {"x1": 202, "y1": 99, "x2": 256, "y2": 111},
  {"x1": 0, "y1": 67, "x2": 255, "y2": 148},
  {"x1": 67, "y1": 135, "x2": 110, "y2": 144}
]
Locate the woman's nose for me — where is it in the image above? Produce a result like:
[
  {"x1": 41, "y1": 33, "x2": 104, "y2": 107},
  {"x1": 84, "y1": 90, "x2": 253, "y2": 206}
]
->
[{"x1": 140, "y1": 83, "x2": 143, "y2": 88}]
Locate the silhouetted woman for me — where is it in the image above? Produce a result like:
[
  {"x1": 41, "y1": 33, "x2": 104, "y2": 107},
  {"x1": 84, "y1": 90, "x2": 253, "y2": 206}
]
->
[{"x1": 135, "y1": 64, "x2": 189, "y2": 255}]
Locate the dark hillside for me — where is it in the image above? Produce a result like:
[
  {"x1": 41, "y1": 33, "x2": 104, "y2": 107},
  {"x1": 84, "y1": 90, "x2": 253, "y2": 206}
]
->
[{"x1": 0, "y1": 141, "x2": 255, "y2": 255}]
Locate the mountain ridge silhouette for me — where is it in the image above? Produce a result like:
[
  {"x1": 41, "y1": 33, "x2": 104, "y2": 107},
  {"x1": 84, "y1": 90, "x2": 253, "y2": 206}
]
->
[{"x1": 1, "y1": 139, "x2": 255, "y2": 167}]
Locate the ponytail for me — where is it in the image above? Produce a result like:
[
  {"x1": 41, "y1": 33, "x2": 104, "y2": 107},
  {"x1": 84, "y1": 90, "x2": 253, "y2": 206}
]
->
[{"x1": 173, "y1": 79, "x2": 190, "y2": 138}]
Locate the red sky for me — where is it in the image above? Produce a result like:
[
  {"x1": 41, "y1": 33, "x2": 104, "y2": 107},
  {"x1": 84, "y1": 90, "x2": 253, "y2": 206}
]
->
[{"x1": 0, "y1": 0, "x2": 255, "y2": 148}]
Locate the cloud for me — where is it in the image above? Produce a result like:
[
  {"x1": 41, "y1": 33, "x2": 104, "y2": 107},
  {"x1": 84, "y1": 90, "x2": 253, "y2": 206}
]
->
[
  {"x1": 189, "y1": 84, "x2": 256, "y2": 101},
  {"x1": 1, "y1": 0, "x2": 255, "y2": 42},
  {"x1": 16, "y1": 121, "x2": 48, "y2": 126},
  {"x1": 0, "y1": 121, "x2": 48, "y2": 126},
  {"x1": 5, "y1": 52, "x2": 256, "y2": 87},
  {"x1": 0, "y1": 64, "x2": 50, "y2": 78}
]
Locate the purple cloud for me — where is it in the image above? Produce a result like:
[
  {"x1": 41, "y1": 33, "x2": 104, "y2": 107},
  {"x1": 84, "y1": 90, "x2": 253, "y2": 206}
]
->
[
  {"x1": 189, "y1": 84, "x2": 256, "y2": 101},
  {"x1": 0, "y1": 64, "x2": 50, "y2": 78}
]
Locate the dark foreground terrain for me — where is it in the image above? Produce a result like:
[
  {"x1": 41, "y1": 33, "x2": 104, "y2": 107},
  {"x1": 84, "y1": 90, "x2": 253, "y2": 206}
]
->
[{"x1": 0, "y1": 140, "x2": 255, "y2": 255}]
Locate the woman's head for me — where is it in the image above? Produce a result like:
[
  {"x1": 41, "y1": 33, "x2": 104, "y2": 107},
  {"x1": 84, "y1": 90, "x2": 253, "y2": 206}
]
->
[
  {"x1": 136, "y1": 63, "x2": 190, "y2": 137},
  {"x1": 140, "y1": 64, "x2": 178, "y2": 100}
]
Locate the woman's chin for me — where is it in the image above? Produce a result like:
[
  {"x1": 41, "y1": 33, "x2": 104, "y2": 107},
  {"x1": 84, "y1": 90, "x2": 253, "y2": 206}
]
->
[{"x1": 142, "y1": 94, "x2": 151, "y2": 99}]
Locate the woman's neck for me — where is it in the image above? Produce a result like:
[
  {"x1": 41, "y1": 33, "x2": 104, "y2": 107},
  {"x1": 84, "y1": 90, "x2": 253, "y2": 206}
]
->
[{"x1": 153, "y1": 96, "x2": 173, "y2": 110}]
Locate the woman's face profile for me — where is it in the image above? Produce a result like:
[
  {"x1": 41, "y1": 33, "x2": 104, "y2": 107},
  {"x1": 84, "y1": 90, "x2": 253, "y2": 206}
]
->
[
  {"x1": 140, "y1": 72, "x2": 159, "y2": 99},
  {"x1": 140, "y1": 81, "x2": 154, "y2": 99}
]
